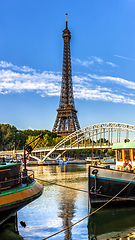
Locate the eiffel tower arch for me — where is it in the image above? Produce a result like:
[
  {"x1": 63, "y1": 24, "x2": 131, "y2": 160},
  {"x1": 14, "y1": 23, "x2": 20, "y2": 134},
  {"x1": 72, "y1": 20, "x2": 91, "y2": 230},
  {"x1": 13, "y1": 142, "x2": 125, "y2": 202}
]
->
[{"x1": 52, "y1": 14, "x2": 80, "y2": 136}]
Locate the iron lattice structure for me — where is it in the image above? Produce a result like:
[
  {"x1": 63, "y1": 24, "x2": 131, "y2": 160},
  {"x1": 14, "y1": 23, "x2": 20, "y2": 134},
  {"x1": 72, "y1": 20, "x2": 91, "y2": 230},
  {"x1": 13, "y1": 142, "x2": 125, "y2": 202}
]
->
[{"x1": 52, "y1": 15, "x2": 80, "y2": 136}]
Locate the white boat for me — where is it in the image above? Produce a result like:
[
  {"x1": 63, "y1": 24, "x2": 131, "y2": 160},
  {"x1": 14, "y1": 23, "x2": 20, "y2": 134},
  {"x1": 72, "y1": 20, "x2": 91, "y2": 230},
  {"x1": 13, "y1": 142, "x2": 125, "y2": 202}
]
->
[
  {"x1": 102, "y1": 157, "x2": 116, "y2": 164},
  {"x1": 56, "y1": 158, "x2": 67, "y2": 165}
]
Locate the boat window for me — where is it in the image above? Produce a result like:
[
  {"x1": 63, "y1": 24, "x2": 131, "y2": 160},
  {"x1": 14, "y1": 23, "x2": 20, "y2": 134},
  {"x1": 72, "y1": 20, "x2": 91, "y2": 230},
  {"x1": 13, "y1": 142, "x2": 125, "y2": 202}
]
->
[
  {"x1": 125, "y1": 150, "x2": 130, "y2": 161},
  {"x1": 117, "y1": 150, "x2": 122, "y2": 161},
  {"x1": 133, "y1": 150, "x2": 135, "y2": 161}
]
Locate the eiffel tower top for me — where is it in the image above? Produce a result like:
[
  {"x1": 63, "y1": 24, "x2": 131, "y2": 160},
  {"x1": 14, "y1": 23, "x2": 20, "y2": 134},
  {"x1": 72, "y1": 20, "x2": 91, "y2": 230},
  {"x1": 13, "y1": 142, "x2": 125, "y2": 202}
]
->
[{"x1": 62, "y1": 14, "x2": 71, "y2": 39}]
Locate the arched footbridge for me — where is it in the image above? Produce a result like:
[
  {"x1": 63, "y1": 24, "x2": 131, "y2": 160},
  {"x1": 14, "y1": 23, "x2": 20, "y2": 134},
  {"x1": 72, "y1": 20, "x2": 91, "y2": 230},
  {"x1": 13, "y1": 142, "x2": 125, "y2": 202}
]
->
[
  {"x1": 38, "y1": 122, "x2": 135, "y2": 161},
  {"x1": 3, "y1": 122, "x2": 134, "y2": 162}
]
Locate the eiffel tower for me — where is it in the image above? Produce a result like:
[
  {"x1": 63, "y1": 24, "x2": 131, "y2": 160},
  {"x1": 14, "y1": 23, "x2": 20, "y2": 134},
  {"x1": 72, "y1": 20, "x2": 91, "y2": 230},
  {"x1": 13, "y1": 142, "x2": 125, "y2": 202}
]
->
[{"x1": 52, "y1": 14, "x2": 80, "y2": 136}]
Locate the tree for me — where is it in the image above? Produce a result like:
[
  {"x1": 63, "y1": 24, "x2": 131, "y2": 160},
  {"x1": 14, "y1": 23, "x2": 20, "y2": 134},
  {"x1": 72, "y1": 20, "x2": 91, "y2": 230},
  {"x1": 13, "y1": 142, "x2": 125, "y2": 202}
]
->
[
  {"x1": 0, "y1": 124, "x2": 62, "y2": 151},
  {"x1": 0, "y1": 124, "x2": 15, "y2": 150}
]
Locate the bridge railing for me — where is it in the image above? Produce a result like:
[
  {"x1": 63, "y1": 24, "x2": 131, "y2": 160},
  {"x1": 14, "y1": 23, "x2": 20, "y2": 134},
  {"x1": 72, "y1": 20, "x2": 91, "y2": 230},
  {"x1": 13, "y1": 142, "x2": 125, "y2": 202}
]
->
[{"x1": 53, "y1": 142, "x2": 113, "y2": 149}]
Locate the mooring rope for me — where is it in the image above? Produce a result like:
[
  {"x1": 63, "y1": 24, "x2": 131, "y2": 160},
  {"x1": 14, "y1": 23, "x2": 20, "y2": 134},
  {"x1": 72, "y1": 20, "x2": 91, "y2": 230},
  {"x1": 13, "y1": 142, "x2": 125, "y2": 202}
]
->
[
  {"x1": 35, "y1": 177, "x2": 88, "y2": 193},
  {"x1": 35, "y1": 177, "x2": 135, "y2": 201},
  {"x1": 91, "y1": 191, "x2": 135, "y2": 201},
  {"x1": 36, "y1": 176, "x2": 135, "y2": 240}
]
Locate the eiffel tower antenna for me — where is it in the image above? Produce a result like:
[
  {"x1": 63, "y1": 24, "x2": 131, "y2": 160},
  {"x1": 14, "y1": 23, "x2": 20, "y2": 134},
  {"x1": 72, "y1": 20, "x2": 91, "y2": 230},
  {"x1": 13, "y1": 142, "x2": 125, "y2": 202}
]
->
[
  {"x1": 52, "y1": 14, "x2": 80, "y2": 136},
  {"x1": 66, "y1": 13, "x2": 68, "y2": 28}
]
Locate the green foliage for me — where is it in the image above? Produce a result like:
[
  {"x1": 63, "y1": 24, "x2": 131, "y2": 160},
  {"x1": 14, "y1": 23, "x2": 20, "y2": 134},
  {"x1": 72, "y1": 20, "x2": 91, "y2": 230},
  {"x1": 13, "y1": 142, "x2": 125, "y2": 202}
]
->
[
  {"x1": 107, "y1": 149, "x2": 115, "y2": 156},
  {"x1": 0, "y1": 124, "x2": 62, "y2": 150},
  {"x1": 26, "y1": 134, "x2": 63, "y2": 148},
  {"x1": 0, "y1": 124, "x2": 17, "y2": 151}
]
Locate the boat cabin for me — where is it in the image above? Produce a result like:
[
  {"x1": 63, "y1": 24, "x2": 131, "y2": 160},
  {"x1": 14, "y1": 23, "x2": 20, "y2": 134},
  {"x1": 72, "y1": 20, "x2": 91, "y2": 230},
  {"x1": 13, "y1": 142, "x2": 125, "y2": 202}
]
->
[
  {"x1": 112, "y1": 141, "x2": 135, "y2": 171},
  {"x1": 0, "y1": 161, "x2": 22, "y2": 192}
]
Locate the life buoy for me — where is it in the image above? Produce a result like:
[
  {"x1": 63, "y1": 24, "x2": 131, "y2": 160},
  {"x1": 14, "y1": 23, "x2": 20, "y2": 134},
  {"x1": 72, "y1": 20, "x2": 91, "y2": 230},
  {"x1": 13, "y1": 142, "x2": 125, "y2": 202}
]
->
[
  {"x1": 116, "y1": 165, "x2": 122, "y2": 170},
  {"x1": 123, "y1": 162, "x2": 132, "y2": 171},
  {"x1": 126, "y1": 165, "x2": 130, "y2": 170}
]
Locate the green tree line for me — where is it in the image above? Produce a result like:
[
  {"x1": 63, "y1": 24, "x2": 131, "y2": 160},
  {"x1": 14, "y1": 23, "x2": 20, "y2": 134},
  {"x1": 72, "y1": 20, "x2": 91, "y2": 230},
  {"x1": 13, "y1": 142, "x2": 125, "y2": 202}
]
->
[{"x1": 0, "y1": 124, "x2": 63, "y2": 151}]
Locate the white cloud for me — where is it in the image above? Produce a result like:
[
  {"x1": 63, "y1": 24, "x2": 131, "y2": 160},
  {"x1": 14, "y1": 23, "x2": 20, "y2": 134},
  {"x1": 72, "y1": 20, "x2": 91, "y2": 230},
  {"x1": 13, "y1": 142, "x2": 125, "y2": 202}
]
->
[
  {"x1": 72, "y1": 58, "x2": 93, "y2": 67},
  {"x1": 88, "y1": 74, "x2": 135, "y2": 90},
  {"x1": 0, "y1": 60, "x2": 36, "y2": 73},
  {"x1": 114, "y1": 55, "x2": 135, "y2": 61},
  {"x1": 73, "y1": 56, "x2": 118, "y2": 69},
  {"x1": 92, "y1": 56, "x2": 103, "y2": 64},
  {"x1": 73, "y1": 75, "x2": 92, "y2": 84},
  {"x1": 0, "y1": 60, "x2": 135, "y2": 106},
  {"x1": 72, "y1": 56, "x2": 104, "y2": 67},
  {"x1": 0, "y1": 61, "x2": 13, "y2": 68},
  {"x1": 0, "y1": 68, "x2": 61, "y2": 95},
  {"x1": 107, "y1": 62, "x2": 118, "y2": 68},
  {"x1": 28, "y1": 126, "x2": 34, "y2": 130},
  {"x1": 74, "y1": 87, "x2": 135, "y2": 105}
]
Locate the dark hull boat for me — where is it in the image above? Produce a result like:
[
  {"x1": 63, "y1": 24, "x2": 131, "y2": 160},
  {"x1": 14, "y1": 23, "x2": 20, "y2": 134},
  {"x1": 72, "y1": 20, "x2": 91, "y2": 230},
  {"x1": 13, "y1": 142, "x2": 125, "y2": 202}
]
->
[
  {"x1": 89, "y1": 165, "x2": 135, "y2": 208},
  {"x1": 0, "y1": 161, "x2": 43, "y2": 225},
  {"x1": 89, "y1": 141, "x2": 135, "y2": 208}
]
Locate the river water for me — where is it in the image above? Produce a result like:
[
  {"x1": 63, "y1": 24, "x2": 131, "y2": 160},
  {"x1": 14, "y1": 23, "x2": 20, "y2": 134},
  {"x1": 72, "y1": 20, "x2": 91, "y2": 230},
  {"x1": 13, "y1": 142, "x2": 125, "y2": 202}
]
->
[{"x1": 18, "y1": 164, "x2": 135, "y2": 240}]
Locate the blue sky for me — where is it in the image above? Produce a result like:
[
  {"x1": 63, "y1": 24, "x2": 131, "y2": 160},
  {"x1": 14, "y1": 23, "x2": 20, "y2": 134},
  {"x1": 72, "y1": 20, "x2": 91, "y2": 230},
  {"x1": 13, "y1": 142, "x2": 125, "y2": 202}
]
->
[{"x1": 0, "y1": 0, "x2": 135, "y2": 131}]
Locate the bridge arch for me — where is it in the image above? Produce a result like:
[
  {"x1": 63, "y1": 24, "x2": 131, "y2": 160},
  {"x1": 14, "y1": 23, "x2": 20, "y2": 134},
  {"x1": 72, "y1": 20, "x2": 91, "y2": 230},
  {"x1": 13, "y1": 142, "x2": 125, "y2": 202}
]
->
[{"x1": 42, "y1": 122, "x2": 135, "y2": 161}]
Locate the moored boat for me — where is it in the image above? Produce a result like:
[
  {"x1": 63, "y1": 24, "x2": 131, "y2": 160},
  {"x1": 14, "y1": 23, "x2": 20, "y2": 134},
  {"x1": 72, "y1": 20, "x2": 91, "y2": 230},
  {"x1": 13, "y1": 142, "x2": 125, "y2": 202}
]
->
[
  {"x1": 101, "y1": 156, "x2": 116, "y2": 164},
  {"x1": 86, "y1": 156, "x2": 101, "y2": 165},
  {"x1": 89, "y1": 140, "x2": 135, "y2": 207},
  {"x1": 0, "y1": 161, "x2": 43, "y2": 225}
]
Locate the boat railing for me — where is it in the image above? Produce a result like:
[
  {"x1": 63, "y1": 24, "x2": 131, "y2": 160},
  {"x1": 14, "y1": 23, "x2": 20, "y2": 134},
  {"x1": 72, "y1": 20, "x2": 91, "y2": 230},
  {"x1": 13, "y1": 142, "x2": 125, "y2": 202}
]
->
[{"x1": 0, "y1": 169, "x2": 34, "y2": 194}]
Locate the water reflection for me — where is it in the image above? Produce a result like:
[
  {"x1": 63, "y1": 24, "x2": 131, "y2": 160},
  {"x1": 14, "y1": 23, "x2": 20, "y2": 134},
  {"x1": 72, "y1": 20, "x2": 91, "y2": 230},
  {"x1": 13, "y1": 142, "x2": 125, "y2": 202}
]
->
[
  {"x1": 0, "y1": 220, "x2": 24, "y2": 240},
  {"x1": 58, "y1": 188, "x2": 76, "y2": 240},
  {"x1": 88, "y1": 206, "x2": 135, "y2": 240},
  {"x1": 32, "y1": 164, "x2": 87, "y2": 182},
  {"x1": 18, "y1": 164, "x2": 88, "y2": 240}
]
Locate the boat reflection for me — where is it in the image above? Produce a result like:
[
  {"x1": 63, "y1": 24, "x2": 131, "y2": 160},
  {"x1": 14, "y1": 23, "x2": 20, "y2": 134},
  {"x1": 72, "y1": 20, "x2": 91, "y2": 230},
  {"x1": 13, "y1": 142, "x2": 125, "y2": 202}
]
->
[{"x1": 88, "y1": 206, "x2": 135, "y2": 239}]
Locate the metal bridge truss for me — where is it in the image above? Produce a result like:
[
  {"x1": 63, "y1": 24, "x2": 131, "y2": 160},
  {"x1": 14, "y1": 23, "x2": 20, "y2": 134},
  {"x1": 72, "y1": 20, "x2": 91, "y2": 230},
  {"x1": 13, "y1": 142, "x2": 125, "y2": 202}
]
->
[{"x1": 42, "y1": 122, "x2": 135, "y2": 161}]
